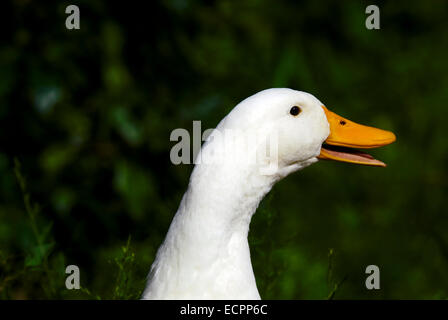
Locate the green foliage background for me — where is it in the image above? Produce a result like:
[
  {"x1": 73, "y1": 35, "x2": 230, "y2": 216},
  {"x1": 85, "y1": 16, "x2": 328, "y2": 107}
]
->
[{"x1": 0, "y1": 0, "x2": 447, "y2": 299}]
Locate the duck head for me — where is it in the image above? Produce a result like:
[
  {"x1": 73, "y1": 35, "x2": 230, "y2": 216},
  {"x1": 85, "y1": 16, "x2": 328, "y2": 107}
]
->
[{"x1": 215, "y1": 88, "x2": 396, "y2": 175}]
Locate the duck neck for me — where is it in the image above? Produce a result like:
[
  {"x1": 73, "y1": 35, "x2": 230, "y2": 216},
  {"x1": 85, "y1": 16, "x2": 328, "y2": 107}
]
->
[
  {"x1": 185, "y1": 163, "x2": 278, "y2": 244},
  {"x1": 144, "y1": 162, "x2": 281, "y2": 299}
]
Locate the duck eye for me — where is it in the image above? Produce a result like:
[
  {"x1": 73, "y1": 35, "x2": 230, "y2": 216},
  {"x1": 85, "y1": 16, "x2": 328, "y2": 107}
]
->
[
  {"x1": 340, "y1": 120, "x2": 346, "y2": 126},
  {"x1": 290, "y1": 106, "x2": 301, "y2": 116}
]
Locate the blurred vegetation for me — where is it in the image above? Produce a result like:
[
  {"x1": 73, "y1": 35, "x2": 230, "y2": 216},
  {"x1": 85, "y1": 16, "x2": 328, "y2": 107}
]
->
[{"x1": 1, "y1": 0, "x2": 447, "y2": 299}]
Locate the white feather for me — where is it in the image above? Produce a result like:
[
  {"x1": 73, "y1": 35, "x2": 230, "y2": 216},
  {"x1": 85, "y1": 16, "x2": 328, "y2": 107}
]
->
[{"x1": 142, "y1": 88, "x2": 330, "y2": 299}]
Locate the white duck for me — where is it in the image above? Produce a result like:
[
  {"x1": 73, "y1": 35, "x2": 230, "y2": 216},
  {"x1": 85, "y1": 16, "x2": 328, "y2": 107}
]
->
[{"x1": 142, "y1": 88, "x2": 396, "y2": 299}]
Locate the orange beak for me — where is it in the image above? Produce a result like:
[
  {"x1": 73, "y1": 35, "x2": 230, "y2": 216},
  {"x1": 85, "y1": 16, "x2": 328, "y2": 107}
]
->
[{"x1": 318, "y1": 106, "x2": 396, "y2": 167}]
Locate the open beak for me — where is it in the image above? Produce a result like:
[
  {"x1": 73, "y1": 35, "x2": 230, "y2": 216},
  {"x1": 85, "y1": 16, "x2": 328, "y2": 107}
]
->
[{"x1": 318, "y1": 106, "x2": 396, "y2": 167}]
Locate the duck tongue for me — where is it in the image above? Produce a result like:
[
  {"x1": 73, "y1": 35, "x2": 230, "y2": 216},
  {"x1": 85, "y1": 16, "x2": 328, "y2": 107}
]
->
[{"x1": 320, "y1": 144, "x2": 385, "y2": 167}]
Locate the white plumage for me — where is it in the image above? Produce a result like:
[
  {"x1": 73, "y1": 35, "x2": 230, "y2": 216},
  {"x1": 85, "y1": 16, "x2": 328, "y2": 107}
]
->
[{"x1": 141, "y1": 88, "x2": 395, "y2": 299}]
